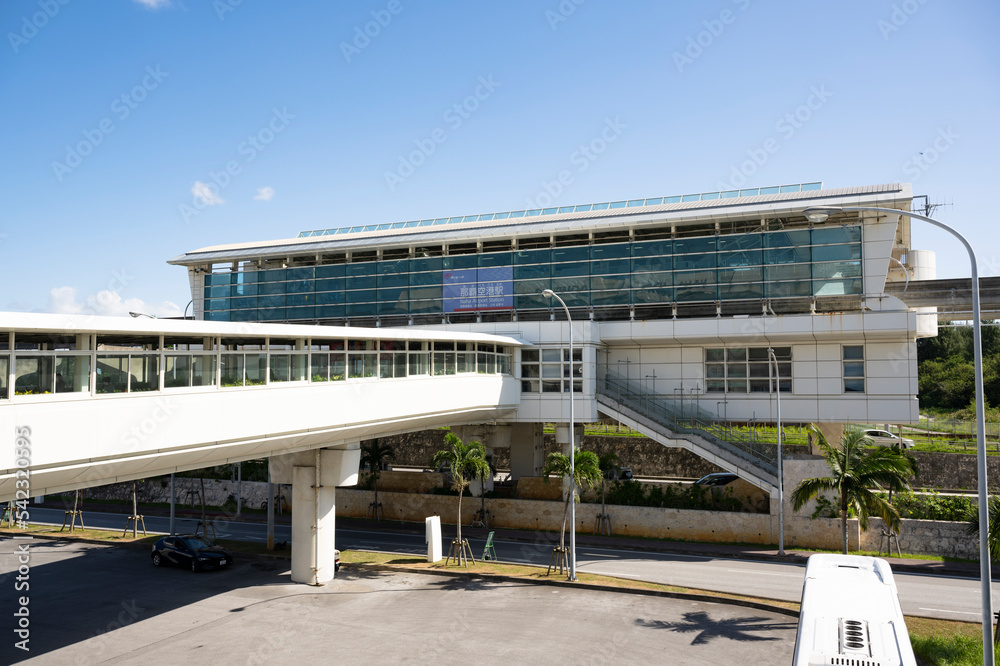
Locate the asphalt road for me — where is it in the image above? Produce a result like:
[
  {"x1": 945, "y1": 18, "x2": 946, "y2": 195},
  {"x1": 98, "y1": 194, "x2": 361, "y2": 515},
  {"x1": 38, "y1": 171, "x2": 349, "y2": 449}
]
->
[
  {"x1": 26, "y1": 507, "x2": 999, "y2": 622},
  {"x1": 0, "y1": 540, "x2": 797, "y2": 664}
]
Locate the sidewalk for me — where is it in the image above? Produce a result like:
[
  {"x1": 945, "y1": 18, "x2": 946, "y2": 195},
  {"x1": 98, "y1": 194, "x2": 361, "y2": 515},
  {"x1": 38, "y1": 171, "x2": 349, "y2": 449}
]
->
[
  {"x1": 334, "y1": 516, "x2": 994, "y2": 581},
  {"x1": 37, "y1": 498, "x2": 992, "y2": 580}
]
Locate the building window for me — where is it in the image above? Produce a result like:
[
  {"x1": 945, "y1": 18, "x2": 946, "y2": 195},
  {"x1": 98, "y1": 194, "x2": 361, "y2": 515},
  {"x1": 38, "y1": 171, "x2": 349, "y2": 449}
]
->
[
  {"x1": 705, "y1": 347, "x2": 790, "y2": 393},
  {"x1": 520, "y1": 348, "x2": 581, "y2": 393},
  {"x1": 843, "y1": 345, "x2": 864, "y2": 393}
]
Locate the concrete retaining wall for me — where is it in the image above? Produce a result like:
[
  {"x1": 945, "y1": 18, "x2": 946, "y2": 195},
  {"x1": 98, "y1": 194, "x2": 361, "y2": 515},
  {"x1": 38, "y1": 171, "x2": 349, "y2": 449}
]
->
[
  {"x1": 910, "y1": 451, "x2": 1000, "y2": 491},
  {"x1": 371, "y1": 471, "x2": 446, "y2": 494},
  {"x1": 79, "y1": 477, "x2": 274, "y2": 509},
  {"x1": 859, "y1": 516, "x2": 979, "y2": 560},
  {"x1": 377, "y1": 429, "x2": 1000, "y2": 492},
  {"x1": 336, "y1": 488, "x2": 975, "y2": 558}
]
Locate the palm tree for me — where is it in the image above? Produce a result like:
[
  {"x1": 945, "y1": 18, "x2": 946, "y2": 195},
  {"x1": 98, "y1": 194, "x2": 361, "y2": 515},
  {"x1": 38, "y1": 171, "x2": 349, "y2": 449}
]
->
[
  {"x1": 595, "y1": 451, "x2": 619, "y2": 534},
  {"x1": 432, "y1": 433, "x2": 490, "y2": 549},
  {"x1": 473, "y1": 453, "x2": 495, "y2": 528},
  {"x1": 966, "y1": 495, "x2": 1000, "y2": 561},
  {"x1": 359, "y1": 439, "x2": 394, "y2": 520},
  {"x1": 541, "y1": 449, "x2": 602, "y2": 554},
  {"x1": 791, "y1": 425, "x2": 915, "y2": 554}
]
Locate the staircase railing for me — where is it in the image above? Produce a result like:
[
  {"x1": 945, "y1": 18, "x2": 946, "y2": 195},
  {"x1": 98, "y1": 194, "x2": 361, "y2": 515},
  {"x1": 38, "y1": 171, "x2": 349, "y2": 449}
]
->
[{"x1": 599, "y1": 370, "x2": 778, "y2": 477}]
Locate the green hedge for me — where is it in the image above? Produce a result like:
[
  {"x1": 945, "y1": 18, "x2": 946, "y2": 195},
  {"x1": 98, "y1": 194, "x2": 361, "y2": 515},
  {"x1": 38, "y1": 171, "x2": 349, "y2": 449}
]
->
[
  {"x1": 588, "y1": 480, "x2": 744, "y2": 513},
  {"x1": 888, "y1": 491, "x2": 976, "y2": 522}
]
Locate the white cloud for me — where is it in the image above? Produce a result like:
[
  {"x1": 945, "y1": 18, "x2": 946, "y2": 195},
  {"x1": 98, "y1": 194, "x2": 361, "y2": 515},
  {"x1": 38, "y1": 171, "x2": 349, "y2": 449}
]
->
[
  {"x1": 47, "y1": 287, "x2": 183, "y2": 319},
  {"x1": 254, "y1": 186, "x2": 275, "y2": 201},
  {"x1": 133, "y1": 0, "x2": 171, "y2": 9},
  {"x1": 191, "y1": 181, "x2": 224, "y2": 206}
]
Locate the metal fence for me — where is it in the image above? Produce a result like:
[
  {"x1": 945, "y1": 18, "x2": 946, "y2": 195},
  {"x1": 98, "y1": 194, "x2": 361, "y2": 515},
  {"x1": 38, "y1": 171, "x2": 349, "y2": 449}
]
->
[{"x1": 599, "y1": 370, "x2": 778, "y2": 477}]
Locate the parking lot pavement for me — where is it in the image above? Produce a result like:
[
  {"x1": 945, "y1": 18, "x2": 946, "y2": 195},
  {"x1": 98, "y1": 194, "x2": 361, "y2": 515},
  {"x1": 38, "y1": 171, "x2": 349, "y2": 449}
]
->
[{"x1": 1, "y1": 540, "x2": 796, "y2": 665}]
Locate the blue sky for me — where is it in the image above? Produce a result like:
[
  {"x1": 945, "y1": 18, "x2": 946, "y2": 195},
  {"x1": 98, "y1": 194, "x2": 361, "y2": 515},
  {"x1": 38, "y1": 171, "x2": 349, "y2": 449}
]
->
[{"x1": 2, "y1": 0, "x2": 998, "y2": 317}]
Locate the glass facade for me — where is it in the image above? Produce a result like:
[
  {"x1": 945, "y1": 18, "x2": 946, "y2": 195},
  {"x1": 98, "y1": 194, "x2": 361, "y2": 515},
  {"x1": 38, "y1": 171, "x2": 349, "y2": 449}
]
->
[{"x1": 203, "y1": 225, "x2": 863, "y2": 323}]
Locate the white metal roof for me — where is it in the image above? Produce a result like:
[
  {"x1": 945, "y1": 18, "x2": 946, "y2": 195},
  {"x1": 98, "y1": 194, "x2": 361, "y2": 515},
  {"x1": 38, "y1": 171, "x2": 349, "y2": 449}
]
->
[
  {"x1": 0, "y1": 312, "x2": 525, "y2": 346},
  {"x1": 169, "y1": 182, "x2": 912, "y2": 266}
]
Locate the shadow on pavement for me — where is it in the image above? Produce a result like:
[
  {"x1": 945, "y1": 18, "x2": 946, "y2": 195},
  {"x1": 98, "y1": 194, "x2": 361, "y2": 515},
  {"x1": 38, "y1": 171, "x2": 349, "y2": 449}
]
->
[{"x1": 634, "y1": 611, "x2": 796, "y2": 645}]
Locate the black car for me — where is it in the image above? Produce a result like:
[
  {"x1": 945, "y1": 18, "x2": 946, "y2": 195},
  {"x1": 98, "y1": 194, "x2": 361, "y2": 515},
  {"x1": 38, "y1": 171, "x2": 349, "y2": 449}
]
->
[
  {"x1": 151, "y1": 535, "x2": 234, "y2": 572},
  {"x1": 694, "y1": 472, "x2": 738, "y2": 486}
]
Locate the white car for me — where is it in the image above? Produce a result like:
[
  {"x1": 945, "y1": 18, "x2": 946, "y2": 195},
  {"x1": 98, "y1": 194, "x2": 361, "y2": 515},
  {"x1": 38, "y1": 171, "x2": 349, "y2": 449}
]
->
[{"x1": 862, "y1": 429, "x2": 915, "y2": 449}]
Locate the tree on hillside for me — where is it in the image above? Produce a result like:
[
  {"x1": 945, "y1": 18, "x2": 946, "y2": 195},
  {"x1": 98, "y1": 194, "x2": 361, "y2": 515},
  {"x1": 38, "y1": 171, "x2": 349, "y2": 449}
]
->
[
  {"x1": 791, "y1": 425, "x2": 915, "y2": 554},
  {"x1": 432, "y1": 433, "x2": 490, "y2": 565},
  {"x1": 917, "y1": 321, "x2": 1000, "y2": 410},
  {"x1": 541, "y1": 448, "x2": 602, "y2": 569},
  {"x1": 359, "y1": 438, "x2": 394, "y2": 521}
]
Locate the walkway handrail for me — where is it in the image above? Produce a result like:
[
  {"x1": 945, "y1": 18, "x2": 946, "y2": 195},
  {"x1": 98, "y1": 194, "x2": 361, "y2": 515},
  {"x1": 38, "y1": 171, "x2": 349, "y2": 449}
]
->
[{"x1": 599, "y1": 370, "x2": 778, "y2": 477}]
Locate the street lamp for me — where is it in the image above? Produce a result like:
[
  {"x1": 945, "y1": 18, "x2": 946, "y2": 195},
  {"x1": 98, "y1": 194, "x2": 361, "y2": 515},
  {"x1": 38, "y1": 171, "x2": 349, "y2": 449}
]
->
[
  {"x1": 767, "y1": 348, "x2": 785, "y2": 557},
  {"x1": 805, "y1": 205, "x2": 992, "y2": 664},
  {"x1": 542, "y1": 288, "x2": 578, "y2": 581},
  {"x1": 128, "y1": 311, "x2": 156, "y2": 319}
]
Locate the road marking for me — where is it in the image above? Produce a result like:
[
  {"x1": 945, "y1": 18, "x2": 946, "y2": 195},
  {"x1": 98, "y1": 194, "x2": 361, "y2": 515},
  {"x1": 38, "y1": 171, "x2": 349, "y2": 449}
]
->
[
  {"x1": 727, "y1": 568, "x2": 801, "y2": 578},
  {"x1": 919, "y1": 607, "x2": 981, "y2": 616}
]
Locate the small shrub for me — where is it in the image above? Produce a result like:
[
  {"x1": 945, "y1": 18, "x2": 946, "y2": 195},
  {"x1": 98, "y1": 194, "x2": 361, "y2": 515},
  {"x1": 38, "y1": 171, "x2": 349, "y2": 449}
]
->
[
  {"x1": 810, "y1": 495, "x2": 839, "y2": 519},
  {"x1": 889, "y1": 491, "x2": 975, "y2": 522}
]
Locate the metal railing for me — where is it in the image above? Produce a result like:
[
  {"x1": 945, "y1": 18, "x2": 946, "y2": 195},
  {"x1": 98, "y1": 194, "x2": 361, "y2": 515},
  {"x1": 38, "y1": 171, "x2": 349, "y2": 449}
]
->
[{"x1": 599, "y1": 370, "x2": 778, "y2": 477}]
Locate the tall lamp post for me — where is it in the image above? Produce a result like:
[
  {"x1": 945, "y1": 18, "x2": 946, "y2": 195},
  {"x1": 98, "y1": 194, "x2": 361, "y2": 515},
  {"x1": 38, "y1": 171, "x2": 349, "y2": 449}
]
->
[
  {"x1": 542, "y1": 288, "x2": 578, "y2": 581},
  {"x1": 767, "y1": 348, "x2": 785, "y2": 556},
  {"x1": 804, "y1": 205, "x2": 992, "y2": 664}
]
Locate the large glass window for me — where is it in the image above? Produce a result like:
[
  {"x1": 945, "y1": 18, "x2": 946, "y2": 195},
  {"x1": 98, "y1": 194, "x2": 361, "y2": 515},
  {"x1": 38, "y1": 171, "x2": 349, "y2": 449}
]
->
[
  {"x1": 844, "y1": 345, "x2": 865, "y2": 393},
  {"x1": 348, "y1": 340, "x2": 376, "y2": 378},
  {"x1": 408, "y1": 341, "x2": 429, "y2": 376},
  {"x1": 521, "y1": 347, "x2": 580, "y2": 393},
  {"x1": 706, "y1": 347, "x2": 790, "y2": 393},
  {"x1": 15, "y1": 356, "x2": 53, "y2": 395},
  {"x1": 433, "y1": 341, "x2": 456, "y2": 375},
  {"x1": 379, "y1": 341, "x2": 407, "y2": 378}
]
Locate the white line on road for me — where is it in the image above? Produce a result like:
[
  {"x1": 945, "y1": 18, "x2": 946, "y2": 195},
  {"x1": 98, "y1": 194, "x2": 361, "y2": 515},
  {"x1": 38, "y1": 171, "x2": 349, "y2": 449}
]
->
[
  {"x1": 919, "y1": 607, "x2": 981, "y2": 616},
  {"x1": 727, "y1": 568, "x2": 802, "y2": 578}
]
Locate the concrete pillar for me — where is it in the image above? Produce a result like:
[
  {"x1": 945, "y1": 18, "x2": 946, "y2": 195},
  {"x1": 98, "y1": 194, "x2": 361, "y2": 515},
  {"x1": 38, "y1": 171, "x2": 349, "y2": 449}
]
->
[
  {"x1": 74, "y1": 334, "x2": 90, "y2": 392},
  {"x1": 271, "y1": 446, "x2": 361, "y2": 585},
  {"x1": 452, "y1": 424, "x2": 513, "y2": 494},
  {"x1": 812, "y1": 422, "x2": 844, "y2": 455},
  {"x1": 291, "y1": 463, "x2": 336, "y2": 585},
  {"x1": 509, "y1": 422, "x2": 545, "y2": 479}
]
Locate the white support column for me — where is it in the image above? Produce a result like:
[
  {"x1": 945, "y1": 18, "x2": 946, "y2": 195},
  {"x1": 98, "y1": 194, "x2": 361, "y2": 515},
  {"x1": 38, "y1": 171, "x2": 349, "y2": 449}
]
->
[
  {"x1": 279, "y1": 447, "x2": 361, "y2": 586},
  {"x1": 509, "y1": 422, "x2": 545, "y2": 479}
]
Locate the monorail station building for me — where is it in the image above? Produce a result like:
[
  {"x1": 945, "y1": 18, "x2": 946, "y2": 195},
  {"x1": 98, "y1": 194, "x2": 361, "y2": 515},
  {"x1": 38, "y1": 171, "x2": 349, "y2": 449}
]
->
[
  {"x1": 0, "y1": 181, "x2": 946, "y2": 585},
  {"x1": 170, "y1": 181, "x2": 933, "y2": 494}
]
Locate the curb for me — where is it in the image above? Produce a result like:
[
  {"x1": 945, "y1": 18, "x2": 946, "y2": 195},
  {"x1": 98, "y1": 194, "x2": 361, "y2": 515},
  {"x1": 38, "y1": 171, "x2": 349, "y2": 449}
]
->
[
  {"x1": 349, "y1": 560, "x2": 801, "y2": 619},
  {"x1": 16, "y1": 530, "x2": 798, "y2": 617}
]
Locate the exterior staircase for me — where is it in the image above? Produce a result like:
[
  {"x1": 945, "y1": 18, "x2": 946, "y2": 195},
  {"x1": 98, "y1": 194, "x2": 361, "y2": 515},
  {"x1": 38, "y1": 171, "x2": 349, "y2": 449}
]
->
[{"x1": 597, "y1": 371, "x2": 778, "y2": 491}]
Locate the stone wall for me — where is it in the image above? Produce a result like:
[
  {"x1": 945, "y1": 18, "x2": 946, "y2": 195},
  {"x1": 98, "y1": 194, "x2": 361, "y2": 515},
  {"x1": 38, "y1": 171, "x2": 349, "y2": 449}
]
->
[
  {"x1": 514, "y1": 477, "x2": 564, "y2": 501},
  {"x1": 375, "y1": 428, "x2": 812, "y2": 479},
  {"x1": 78, "y1": 477, "x2": 274, "y2": 510},
  {"x1": 377, "y1": 428, "x2": 1000, "y2": 492},
  {"x1": 336, "y1": 488, "x2": 975, "y2": 558},
  {"x1": 371, "y1": 471, "x2": 446, "y2": 494},
  {"x1": 859, "y1": 516, "x2": 979, "y2": 560},
  {"x1": 910, "y1": 451, "x2": 1000, "y2": 491}
]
